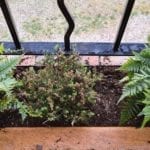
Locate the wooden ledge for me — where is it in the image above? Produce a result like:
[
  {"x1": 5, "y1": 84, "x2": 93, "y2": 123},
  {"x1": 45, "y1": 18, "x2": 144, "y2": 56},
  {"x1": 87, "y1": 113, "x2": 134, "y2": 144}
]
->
[
  {"x1": 2, "y1": 55, "x2": 130, "y2": 66},
  {"x1": 2, "y1": 42, "x2": 146, "y2": 56},
  {"x1": 0, "y1": 127, "x2": 150, "y2": 150}
]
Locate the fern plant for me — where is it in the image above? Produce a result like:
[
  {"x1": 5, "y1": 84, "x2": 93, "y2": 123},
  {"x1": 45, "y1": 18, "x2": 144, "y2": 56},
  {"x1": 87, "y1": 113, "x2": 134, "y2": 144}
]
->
[
  {"x1": 119, "y1": 44, "x2": 150, "y2": 127},
  {"x1": 0, "y1": 45, "x2": 36, "y2": 121},
  {"x1": 0, "y1": 44, "x2": 4, "y2": 54},
  {"x1": 0, "y1": 45, "x2": 20, "y2": 96}
]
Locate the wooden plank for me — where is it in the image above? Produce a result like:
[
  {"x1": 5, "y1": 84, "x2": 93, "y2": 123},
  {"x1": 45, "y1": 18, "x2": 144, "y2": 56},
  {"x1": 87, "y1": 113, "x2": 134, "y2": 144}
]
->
[
  {"x1": 1, "y1": 55, "x2": 131, "y2": 66},
  {"x1": 0, "y1": 127, "x2": 150, "y2": 150},
  {"x1": 100, "y1": 56, "x2": 130, "y2": 66}
]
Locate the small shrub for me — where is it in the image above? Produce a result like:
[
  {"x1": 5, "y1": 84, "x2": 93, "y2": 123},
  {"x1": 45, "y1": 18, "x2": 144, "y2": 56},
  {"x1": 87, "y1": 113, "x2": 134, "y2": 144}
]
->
[
  {"x1": 119, "y1": 43, "x2": 150, "y2": 127},
  {"x1": 17, "y1": 51, "x2": 101, "y2": 125}
]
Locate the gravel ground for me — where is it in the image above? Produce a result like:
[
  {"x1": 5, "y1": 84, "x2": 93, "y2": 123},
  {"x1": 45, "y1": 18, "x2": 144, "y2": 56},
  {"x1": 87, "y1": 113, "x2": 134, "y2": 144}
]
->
[{"x1": 0, "y1": 0, "x2": 150, "y2": 42}]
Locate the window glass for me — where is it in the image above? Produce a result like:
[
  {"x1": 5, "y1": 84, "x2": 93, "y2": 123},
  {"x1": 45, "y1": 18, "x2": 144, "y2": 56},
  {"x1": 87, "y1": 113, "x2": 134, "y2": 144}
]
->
[
  {"x1": 0, "y1": 7, "x2": 12, "y2": 41},
  {"x1": 0, "y1": 0, "x2": 149, "y2": 43},
  {"x1": 122, "y1": 0, "x2": 150, "y2": 43}
]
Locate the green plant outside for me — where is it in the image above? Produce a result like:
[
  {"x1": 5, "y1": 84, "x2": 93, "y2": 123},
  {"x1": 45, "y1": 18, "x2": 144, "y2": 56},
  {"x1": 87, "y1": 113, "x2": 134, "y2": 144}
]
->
[
  {"x1": 15, "y1": 51, "x2": 101, "y2": 125},
  {"x1": 119, "y1": 43, "x2": 150, "y2": 127},
  {"x1": 0, "y1": 45, "x2": 100, "y2": 126}
]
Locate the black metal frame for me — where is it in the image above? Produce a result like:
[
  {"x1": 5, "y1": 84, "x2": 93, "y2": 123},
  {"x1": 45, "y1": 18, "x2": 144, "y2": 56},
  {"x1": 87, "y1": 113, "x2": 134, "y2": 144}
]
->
[
  {"x1": 0, "y1": 0, "x2": 21, "y2": 49},
  {"x1": 3, "y1": 42, "x2": 145, "y2": 56},
  {"x1": 0, "y1": 0, "x2": 146, "y2": 55},
  {"x1": 113, "y1": 0, "x2": 135, "y2": 52},
  {"x1": 57, "y1": 0, "x2": 75, "y2": 52}
]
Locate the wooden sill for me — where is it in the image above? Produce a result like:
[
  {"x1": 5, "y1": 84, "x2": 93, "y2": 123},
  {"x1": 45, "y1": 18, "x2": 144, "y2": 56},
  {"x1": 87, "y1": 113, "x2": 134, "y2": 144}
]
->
[
  {"x1": 2, "y1": 55, "x2": 131, "y2": 66},
  {"x1": 0, "y1": 127, "x2": 150, "y2": 150}
]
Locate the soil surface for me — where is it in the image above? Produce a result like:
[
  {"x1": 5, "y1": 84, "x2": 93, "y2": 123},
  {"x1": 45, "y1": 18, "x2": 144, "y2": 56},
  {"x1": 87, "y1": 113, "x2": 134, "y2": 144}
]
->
[
  {"x1": 91, "y1": 66, "x2": 123, "y2": 126},
  {"x1": 0, "y1": 66, "x2": 142, "y2": 127}
]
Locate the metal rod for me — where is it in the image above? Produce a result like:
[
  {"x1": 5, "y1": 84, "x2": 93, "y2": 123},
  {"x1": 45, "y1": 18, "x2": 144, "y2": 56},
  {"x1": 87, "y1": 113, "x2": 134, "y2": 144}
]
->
[
  {"x1": 0, "y1": 0, "x2": 21, "y2": 49},
  {"x1": 113, "y1": 0, "x2": 135, "y2": 52},
  {"x1": 57, "y1": 0, "x2": 75, "y2": 52}
]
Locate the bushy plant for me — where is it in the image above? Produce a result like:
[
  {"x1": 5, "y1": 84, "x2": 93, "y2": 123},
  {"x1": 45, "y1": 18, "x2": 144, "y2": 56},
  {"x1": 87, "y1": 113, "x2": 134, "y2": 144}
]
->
[
  {"x1": 17, "y1": 51, "x2": 100, "y2": 125},
  {"x1": 119, "y1": 44, "x2": 150, "y2": 127}
]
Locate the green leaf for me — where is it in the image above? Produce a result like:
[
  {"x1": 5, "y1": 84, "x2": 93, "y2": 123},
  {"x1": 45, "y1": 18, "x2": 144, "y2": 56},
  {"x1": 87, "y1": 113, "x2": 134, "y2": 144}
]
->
[
  {"x1": 0, "y1": 56, "x2": 21, "y2": 77},
  {"x1": 139, "y1": 106, "x2": 150, "y2": 128},
  {"x1": 120, "y1": 99, "x2": 141, "y2": 125},
  {"x1": 0, "y1": 99, "x2": 11, "y2": 112},
  {"x1": 119, "y1": 46, "x2": 150, "y2": 127},
  {"x1": 0, "y1": 78, "x2": 18, "y2": 97},
  {"x1": 0, "y1": 44, "x2": 4, "y2": 54}
]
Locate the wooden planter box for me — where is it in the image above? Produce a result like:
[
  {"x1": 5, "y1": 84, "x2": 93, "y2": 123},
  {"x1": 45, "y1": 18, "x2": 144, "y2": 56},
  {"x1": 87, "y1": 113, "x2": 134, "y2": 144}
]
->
[
  {"x1": 0, "y1": 0, "x2": 149, "y2": 148},
  {"x1": 0, "y1": 127, "x2": 150, "y2": 150},
  {"x1": 1, "y1": 55, "x2": 150, "y2": 150}
]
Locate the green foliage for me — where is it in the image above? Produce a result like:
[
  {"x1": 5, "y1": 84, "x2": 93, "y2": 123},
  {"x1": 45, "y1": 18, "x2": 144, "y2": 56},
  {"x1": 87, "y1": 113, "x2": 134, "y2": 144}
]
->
[
  {"x1": 120, "y1": 98, "x2": 142, "y2": 125},
  {"x1": 0, "y1": 45, "x2": 19, "y2": 110},
  {"x1": 17, "y1": 51, "x2": 100, "y2": 125},
  {"x1": 0, "y1": 54, "x2": 20, "y2": 99},
  {"x1": 138, "y1": 89, "x2": 150, "y2": 127},
  {"x1": 23, "y1": 19, "x2": 42, "y2": 35},
  {"x1": 0, "y1": 45, "x2": 33, "y2": 121},
  {"x1": 119, "y1": 45, "x2": 150, "y2": 127},
  {"x1": 0, "y1": 44, "x2": 4, "y2": 54},
  {"x1": 0, "y1": 45, "x2": 19, "y2": 96}
]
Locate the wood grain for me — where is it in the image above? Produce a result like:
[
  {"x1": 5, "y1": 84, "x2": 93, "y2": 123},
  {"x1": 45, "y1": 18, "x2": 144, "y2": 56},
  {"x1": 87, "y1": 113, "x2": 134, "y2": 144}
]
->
[{"x1": 0, "y1": 127, "x2": 150, "y2": 150}]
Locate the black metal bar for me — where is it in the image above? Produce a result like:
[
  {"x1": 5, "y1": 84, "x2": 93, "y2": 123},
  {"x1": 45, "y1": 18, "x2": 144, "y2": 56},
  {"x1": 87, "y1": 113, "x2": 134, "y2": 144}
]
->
[
  {"x1": 113, "y1": 0, "x2": 135, "y2": 52},
  {"x1": 57, "y1": 0, "x2": 75, "y2": 52},
  {"x1": 0, "y1": 0, "x2": 21, "y2": 49}
]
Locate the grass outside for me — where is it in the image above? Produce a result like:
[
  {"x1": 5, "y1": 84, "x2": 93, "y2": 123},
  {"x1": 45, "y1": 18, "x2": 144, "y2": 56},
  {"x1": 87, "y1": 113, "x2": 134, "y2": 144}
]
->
[{"x1": 0, "y1": 0, "x2": 150, "y2": 42}]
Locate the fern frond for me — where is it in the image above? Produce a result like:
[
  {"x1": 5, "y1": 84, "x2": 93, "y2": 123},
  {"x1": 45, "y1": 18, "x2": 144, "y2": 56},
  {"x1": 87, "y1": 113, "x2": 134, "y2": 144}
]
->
[
  {"x1": 0, "y1": 56, "x2": 20, "y2": 78},
  {"x1": 139, "y1": 48, "x2": 150, "y2": 64},
  {"x1": 119, "y1": 76, "x2": 130, "y2": 83},
  {"x1": 142, "y1": 90, "x2": 150, "y2": 105},
  {"x1": 0, "y1": 99, "x2": 12, "y2": 112},
  {"x1": 0, "y1": 78, "x2": 18, "y2": 98},
  {"x1": 0, "y1": 44, "x2": 4, "y2": 54},
  {"x1": 119, "y1": 45, "x2": 150, "y2": 127},
  {"x1": 138, "y1": 89, "x2": 150, "y2": 127},
  {"x1": 120, "y1": 99, "x2": 141, "y2": 125},
  {"x1": 119, "y1": 58, "x2": 142, "y2": 73},
  {"x1": 120, "y1": 48, "x2": 150, "y2": 73},
  {"x1": 139, "y1": 106, "x2": 150, "y2": 128},
  {"x1": 0, "y1": 98, "x2": 41, "y2": 121},
  {"x1": 119, "y1": 72, "x2": 150, "y2": 102},
  {"x1": 16, "y1": 101, "x2": 42, "y2": 121}
]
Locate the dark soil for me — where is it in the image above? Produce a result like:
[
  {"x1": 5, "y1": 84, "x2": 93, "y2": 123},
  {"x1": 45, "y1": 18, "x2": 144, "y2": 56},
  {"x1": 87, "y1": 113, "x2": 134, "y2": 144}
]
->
[
  {"x1": 91, "y1": 66, "x2": 123, "y2": 126},
  {"x1": 0, "y1": 66, "x2": 142, "y2": 127}
]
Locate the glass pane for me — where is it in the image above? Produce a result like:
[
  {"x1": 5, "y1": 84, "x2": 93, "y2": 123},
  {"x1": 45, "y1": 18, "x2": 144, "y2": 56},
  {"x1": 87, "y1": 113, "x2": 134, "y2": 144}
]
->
[
  {"x1": 6, "y1": 0, "x2": 66, "y2": 42},
  {"x1": 122, "y1": 0, "x2": 150, "y2": 43},
  {"x1": 0, "y1": 8, "x2": 12, "y2": 41},
  {"x1": 1, "y1": 0, "x2": 127, "y2": 42},
  {"x1": 67, "y1": 0, "x2": 127, "y2": 42}
]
